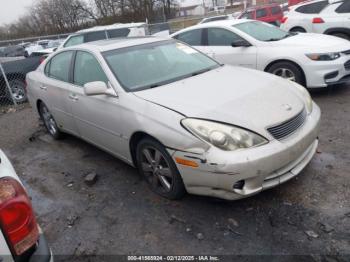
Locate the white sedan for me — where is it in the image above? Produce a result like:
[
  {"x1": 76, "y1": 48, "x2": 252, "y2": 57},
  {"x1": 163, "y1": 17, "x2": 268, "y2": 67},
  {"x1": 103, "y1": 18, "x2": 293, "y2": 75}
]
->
[
  {"x1": 0, "y1": 150, "x2": 53, "y2": 261},
  {"x1": 27, "y1": 37, "x2": 320, "y2": 200},
  {"x1": 171, "y1": 19, "x2": 350, "y2": 88}
]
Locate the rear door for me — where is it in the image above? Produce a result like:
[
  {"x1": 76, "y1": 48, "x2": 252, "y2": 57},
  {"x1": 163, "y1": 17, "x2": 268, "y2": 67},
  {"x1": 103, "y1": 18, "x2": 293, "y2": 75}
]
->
[{"x1": 42, "y1": 51, "x2": 79, "y2": 135}]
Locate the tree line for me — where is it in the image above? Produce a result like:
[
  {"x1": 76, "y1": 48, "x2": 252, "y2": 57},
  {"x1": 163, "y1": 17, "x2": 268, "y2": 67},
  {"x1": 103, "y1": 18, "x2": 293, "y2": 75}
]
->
[{"x1": 0, "y1": 0, "x2": 177, "y2": 40}]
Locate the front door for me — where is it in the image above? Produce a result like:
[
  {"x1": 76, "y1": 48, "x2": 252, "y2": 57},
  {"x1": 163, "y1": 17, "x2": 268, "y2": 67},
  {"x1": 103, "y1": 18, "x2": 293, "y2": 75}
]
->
[{"x1": 69, "y1": 51, "x2": 126, "y2": 159}]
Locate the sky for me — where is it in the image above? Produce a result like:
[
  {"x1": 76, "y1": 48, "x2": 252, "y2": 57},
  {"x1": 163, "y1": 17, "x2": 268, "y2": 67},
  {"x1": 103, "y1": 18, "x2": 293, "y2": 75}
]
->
[{"x1": 0, "y1": 0, "x2": 35, "y2": 25}]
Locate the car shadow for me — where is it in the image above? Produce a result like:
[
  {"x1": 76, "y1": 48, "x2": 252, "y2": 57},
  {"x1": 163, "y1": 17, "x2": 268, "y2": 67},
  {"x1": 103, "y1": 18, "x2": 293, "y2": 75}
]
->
[{"x1": 309, "y1": 83, "x2": 349, "y2": 97}]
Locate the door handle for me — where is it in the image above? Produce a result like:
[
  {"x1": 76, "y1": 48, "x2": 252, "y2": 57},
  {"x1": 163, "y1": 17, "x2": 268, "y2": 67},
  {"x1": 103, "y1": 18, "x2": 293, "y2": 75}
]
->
[
  {"x1": 69, "y1": 94, "x2": 79, "y2": 101},
  {"x1": 40, "y1": 86, "x2": 47, "y2": 91}
]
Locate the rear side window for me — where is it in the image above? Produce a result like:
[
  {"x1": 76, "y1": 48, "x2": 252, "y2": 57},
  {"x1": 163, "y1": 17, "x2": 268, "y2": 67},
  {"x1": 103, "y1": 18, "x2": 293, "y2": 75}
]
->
[
  {"x1": 84, "y1": 31, "x2": 107, "y2": 43},
  {"x1": 64, "y1": 35, "x2": 84, "y2": 47},
  {"x1": 271, "y1": 6, "x2": 281, "y2": 15},
  {"x1": 107, "y1": 28, "x2": 131, "y2": 38},
  {"x1": 208, "y1": 28, "x2": 245, "y2": 46},
  {"x1": 295, "y1": 1, "x2": 328, "y2": 14},
  {"x1": 48, "y1": 51, "x2": 74, "y2": 82},
  {"x1": 73, "y1": 51, "x2": 108, "y2": 86},
  {"x1": 256, "y1": 8, "x2": 268, "y2": 18},
  {"x1": 336, "y1": 1, "x2": 350, "y2": 13},
  {"x1": 175, "y1": 29, "x2": 202, "y2": 46}
]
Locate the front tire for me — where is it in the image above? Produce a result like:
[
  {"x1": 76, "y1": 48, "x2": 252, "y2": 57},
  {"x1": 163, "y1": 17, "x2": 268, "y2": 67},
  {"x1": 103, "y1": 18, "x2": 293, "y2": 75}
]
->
[
  {"x1": 39, "y1": 102, "x2": 62, "y2": 140},
  {"x1": 136, "y1": 138, "x2": 186, "y2": 200},
  {"x1": 267, "y1": 62, "x2": 305, "y2": 86}
]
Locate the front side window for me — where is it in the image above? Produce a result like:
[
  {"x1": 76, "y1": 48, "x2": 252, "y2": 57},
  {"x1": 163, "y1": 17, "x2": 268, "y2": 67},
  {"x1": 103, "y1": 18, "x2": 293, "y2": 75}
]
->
[
  {"x1": 271, "y1": 6, "x2": 281, "y2": 15},
  {"x1": 208, "y1": 28, "x2": 245, "y2": 46},
  {"x1": 64, "y1": 35, "x2": 84, "y2": 47},
  {"x1": 85, "y1": 31, "x2": 107, "y2": 43},
  {"x1": 295, "y1": 1, "x2": 328, "y2": 14},
  {"x1": 73, "y1": 51, "x2": 108, "y2": 86},
  {"x1": 48, "y1": 51, "x2": 74, "y2": 82},
  {"x1": 103, "y1": 40, "x2": 219, "y2": 92},
  {"x1": 234, "y1": 21, "x2": 291, "y2": 42},
  {"x1": 256, "y1": 8, "x2": 268, "y2": 18},
  {"x1": 175, "y1": 29, "x2": 203, "y2": 46}
]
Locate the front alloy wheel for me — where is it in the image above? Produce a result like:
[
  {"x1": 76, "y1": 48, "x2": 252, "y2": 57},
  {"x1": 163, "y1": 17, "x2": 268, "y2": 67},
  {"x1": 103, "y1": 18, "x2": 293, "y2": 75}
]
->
[
  {"x1": 39, "y1": 103, "x2": 62, "y2": 139},
  {"x1": 268, "y1": 61, "x2": 304, "y2": 86},
  {"x1": 136, "y1": 138, "x2": 186, "y2": 200}
]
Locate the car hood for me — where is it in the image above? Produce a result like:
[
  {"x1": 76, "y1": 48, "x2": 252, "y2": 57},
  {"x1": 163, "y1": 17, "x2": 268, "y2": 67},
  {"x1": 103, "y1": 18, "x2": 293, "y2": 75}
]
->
[
  {"x1": 269, "y1": 33, "x2": 350, "y2": 52},
  {"x1": 134, "y1": 66, "x2": 305, "y2": 136}
]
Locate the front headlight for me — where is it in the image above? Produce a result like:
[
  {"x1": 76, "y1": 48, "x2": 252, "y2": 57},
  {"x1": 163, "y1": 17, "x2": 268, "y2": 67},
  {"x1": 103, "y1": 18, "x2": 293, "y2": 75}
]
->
[
  {"x1": 292, "y1": 82, "x2": 313, "y2": 114},
  {"x1": 181, "y1": 119, "x2": 268, "y2": 151},
  {"x1": 306, "y1": 52, "x2": 340, "y2": 61}
]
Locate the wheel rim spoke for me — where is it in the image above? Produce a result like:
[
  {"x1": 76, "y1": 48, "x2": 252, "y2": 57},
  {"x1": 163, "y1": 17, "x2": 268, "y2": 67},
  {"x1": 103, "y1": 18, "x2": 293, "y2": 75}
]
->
[
  {"x1": 154, "y1": 150, "x2": 162, "y2": 166},
  {"x1": 142, "y1": 162, "x2": 153, "y2": 173},
  {"x1": 158, "y1": 175, "x2": 171, "y2": 191},
  {"x1": 158, "y1": 167, "x2": 171, "y2": 178},
  {"x1": 142, "y1": 149, "x2": 153, "y2": 165}
]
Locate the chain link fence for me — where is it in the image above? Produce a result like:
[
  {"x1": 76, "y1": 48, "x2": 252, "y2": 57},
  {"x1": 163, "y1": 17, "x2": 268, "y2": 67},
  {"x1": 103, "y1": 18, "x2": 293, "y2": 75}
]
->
[{"x1": 0, "y1": 58, "x2": 29, "y2": 115}]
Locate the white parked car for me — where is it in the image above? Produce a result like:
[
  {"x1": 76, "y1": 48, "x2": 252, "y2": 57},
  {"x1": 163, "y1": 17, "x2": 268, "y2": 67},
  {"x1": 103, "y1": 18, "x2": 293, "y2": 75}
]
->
[
  {"x1": 0, "y1": 150, "x2": 53, "y2": 261},
  {"x1": 171, "y1": 19, "x2": 350, "y2": 88},
  {"x1": 29, "y1": 39, "x2": 66, "y2": 57},
  {"x1": 280, "y1": 0, "x2": 350, "y2": 40},
  {"x1": 58, "y1": 23, "x2": 148, "y2": 49},
  {"x1": 27, "y1": 37, "x2": 320, "y2": 201}
]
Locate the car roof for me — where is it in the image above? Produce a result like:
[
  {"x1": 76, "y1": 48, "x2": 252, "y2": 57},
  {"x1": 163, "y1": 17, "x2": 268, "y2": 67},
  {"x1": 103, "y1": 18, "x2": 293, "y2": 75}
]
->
[
  {"x1": 66, "y1": 37, "x2": 169, "y2": 53},
  {"x1": 77, "y1": 22, "x2": 146, "y2": 33}
]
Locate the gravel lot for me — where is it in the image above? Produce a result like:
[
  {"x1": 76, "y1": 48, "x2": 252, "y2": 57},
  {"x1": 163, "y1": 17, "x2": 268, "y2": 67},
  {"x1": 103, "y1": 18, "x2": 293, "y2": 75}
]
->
[{"x1": 0, "y1": 85, "x2": 349, "y2": 261}]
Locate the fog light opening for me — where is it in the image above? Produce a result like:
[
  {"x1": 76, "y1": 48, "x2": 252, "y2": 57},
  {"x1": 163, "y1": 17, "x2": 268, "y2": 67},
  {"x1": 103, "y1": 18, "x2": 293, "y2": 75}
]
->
[{"x1": 233, "y1": 180, "x2": 245, "y2": 190}]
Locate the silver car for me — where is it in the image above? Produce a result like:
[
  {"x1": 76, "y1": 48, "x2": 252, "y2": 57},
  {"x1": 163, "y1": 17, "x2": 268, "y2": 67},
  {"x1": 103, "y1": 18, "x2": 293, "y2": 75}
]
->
[{"x1": 26, "y1": 38, "x2": 321, "y2": 200}]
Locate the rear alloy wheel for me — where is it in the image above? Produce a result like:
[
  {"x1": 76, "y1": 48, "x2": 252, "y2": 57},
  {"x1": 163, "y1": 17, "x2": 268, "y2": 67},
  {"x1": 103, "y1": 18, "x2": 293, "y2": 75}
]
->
[
  {"x1": 8, "y1": 80, "x2": 27, "y2": 104},
  {"x1": 39, "y1": 103, "x2": 62, "y2": 140},
  {"x1": 268, "y1": 62, "x2": 304, "y2": 86},
  {"x1": 136, "y1": 138, "x2": 186, "y2": 200}
]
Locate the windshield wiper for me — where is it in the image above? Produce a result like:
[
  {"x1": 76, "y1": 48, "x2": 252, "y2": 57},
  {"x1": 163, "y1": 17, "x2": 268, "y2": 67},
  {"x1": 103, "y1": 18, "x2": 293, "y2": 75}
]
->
[{"x1": 191, "y1": 68, "x2": 213, "y2": 77}]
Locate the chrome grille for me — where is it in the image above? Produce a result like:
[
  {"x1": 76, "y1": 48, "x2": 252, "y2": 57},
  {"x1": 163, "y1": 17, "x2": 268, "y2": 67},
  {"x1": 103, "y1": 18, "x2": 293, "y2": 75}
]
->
[{"x1": 267, "y1": 108, "x2": 307, "y2": 140}]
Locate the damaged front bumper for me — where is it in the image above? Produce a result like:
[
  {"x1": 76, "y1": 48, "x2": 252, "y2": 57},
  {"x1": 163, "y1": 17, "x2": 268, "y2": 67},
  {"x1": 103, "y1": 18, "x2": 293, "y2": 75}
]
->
[{"x1": 169, "y1": 105, "x2": 321, "y2": 201}]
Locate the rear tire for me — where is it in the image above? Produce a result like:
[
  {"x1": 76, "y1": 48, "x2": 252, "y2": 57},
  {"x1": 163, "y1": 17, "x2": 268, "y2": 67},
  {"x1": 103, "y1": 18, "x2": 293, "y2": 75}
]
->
[
  {"x1": 38, "y1": 102, "x2": 63, "y2": 140},
  {"x1": 267, "y1": 61, "x2": 305, "y2": 86},
  {"x1": 330, "y1": 32, "x2": 350, "y2": 41},
  {"x1": 290, "y1": 27, "x2": 306, "y2": 33},
  {"x1": 6, "y1": 79, "x2": 27, "y2": 104},
  {"x1": 136, "y1": 138, "x2": 186, "y2": 200}
]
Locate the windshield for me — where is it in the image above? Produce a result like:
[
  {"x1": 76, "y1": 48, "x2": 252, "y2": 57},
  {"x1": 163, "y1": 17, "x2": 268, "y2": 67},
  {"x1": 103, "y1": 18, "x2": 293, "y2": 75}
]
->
[
  {"x1": 103, "y1": 40, "x2": 220, "y2": 92},
  {"x1": 234, "y1": 21, "x2": 294, "y2": 42}
]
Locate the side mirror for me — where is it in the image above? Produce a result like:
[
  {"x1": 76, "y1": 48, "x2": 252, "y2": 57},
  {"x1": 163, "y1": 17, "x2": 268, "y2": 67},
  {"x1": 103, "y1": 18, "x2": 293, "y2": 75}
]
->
[
  {"x1": 53, "y1": 48, "x2": 57, "y2": 52},
  {"x1": 84, "y1": 81, "x2": 117, "y2": 97},
  {"x1": 231, "y1": 40, "x2": 251, "y2": 48}
]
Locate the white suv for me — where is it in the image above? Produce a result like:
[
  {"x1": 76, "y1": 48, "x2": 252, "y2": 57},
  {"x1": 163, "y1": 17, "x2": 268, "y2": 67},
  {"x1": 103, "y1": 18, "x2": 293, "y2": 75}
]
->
[
  {"x1": 281, "y1": 0, "x2": 350, "y2": 40},
  {"x1": 58, "y1": 23, "x2": 148, "y2": 49},
  {"x1": 0, "y1": 150, "x2": 53, "y2": 262}
]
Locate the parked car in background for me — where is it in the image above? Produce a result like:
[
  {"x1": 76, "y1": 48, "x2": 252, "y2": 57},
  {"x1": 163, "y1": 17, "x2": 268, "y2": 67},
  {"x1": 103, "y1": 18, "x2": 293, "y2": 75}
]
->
[
  {"x1": 0, "y1": 150, "x2": 53, "y2": 261},
  {"x1": 281, "y1": 0, "x2": 350, "y2": 40},
  {"x1": 58, "y1": 23, "x2": 148, "y2": 49},
  {"x1": 198, "y1": 15, "x2": 231, "y2": 24},
  {"x1": 208, "y1": 6, "x2": 226, "y2": 14},
  {"x1": 27, "y1": 37, "x2": 320, "y2": 201},
  {"x1": 289, "y1": 0, "x2": 307, "y2": 7},
  {"x1": 1, "y1": 45, "x2": 25, "y2": 57},
  {"x1": 171, "y1": 19, "x2": 350, "y2": 88},
  {"x1": 25, "y1": 44, "x2": 44, "y2": 57},
  {"x1": 0, "y1": 56, "x2": 41, "y2": 103},
  {"x1": 238, "y1": 3, "x2": 284, "y2": 25},
  {"x1": 29, "y1": 39, "x2": 65, "y2": 57}
]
